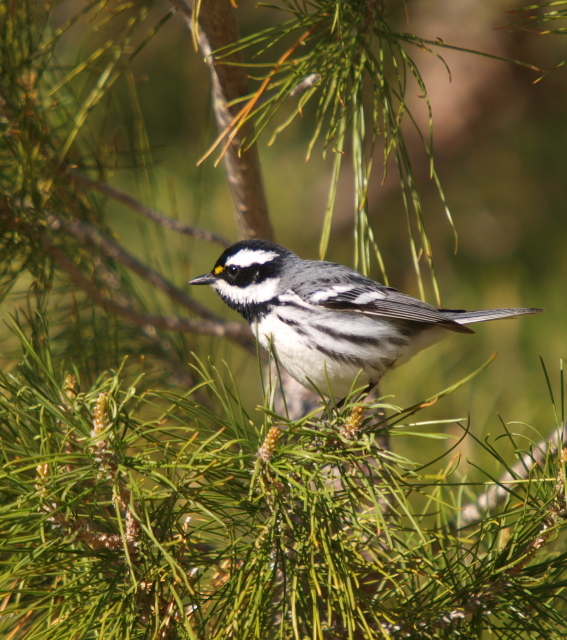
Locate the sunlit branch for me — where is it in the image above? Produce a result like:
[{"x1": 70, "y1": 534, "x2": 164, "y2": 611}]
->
[
  {"x1": 70, "y1": 171, "x2": 231, "y2": 247},
  {"x1": 170, "y1": 0, "x2": 274, "y2": 241},
  {"x1": 40, "y1": 231, "x2": 256, "y2": 354},
  {"x1": 460, "y1": 428, "x2": 567, "y2": 527}
]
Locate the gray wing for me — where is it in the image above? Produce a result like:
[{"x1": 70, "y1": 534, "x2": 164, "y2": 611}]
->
[
  {"x1": 288, "y1": 261, "x2": 474, "y2": 334},
  {"x1": 311, "y1": 286, "x2": 474, "y2": 334}
]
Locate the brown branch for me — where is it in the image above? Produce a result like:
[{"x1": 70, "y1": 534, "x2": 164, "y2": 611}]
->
[
  {"x1": 200, "y1": 25, "x2": 316, "y2": 165},
  {"x1": 170, "y1": 0, "x2": 274, "y2": 241},
  {"x1": 173, "y1": 1, "x2": 324, "y2": 421},
  {"x1": 460, "y1": 427, "x2": 566, "y2": 527},
  {"x1": 40, "y1": 232, "x2": 257, "y2": 354},
  {"x1": 46, "y1": 213, "x2": 220, "y2": 322},
  {"x1": 69, "y1": 171, "x2": 230, "y2": 247}
]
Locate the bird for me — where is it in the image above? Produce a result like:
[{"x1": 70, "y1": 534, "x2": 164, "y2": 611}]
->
[{"x1": 189, "y1": 239, "x2": 542, "y2": 400}]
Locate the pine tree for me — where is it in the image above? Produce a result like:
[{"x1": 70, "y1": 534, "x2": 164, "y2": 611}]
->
[{"x1": 1, "y1": 1, "x2": 566, "y2": 638}]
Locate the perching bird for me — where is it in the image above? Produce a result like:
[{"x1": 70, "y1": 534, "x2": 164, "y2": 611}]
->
[{"x1": 189, "y1": 239, "x2": 542, "y2": 399}]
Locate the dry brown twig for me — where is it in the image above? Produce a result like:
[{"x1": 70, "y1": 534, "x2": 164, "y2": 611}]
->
[
  {"x1": 46, "y1": 213, "x2": 221, "y2": 322},
  {"x1": 170, "y1": 0, "x2": 274, "y2": 241},
  {"x1": 70, "y1": 171, "x2": 230, "y2": 247},
  {"x1": 40, "y1": 231, "x2": 255, "y2": 351},
  {"x1": 1, "y1": 198, "x2": 256, "y2": 356}
]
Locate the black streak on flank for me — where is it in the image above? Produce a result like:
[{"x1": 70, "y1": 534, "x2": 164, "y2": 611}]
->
[
  {"x1": 276, "y1": 313, "x2": 311, "y2": 339},
  {"x1": 311, "y1": 323, "x2": 383, "y2": 348}
]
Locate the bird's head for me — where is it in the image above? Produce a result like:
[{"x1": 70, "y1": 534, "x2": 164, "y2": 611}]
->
[{"x1": 189, "y1": 239, "x2": 295, "y2": 319}]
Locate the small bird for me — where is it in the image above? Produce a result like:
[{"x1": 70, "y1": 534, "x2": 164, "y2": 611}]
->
[{"x1": 189, "y1": 240, "x2": 542, "y2": 400}]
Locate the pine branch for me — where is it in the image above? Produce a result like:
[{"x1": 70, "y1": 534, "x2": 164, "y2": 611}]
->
[
  {"x1": 69, "y1": 170, "x2": 231, "y2": 247},
  {"x1": 170, "y1": 0, "x2": 274, "y2": 241},
  {"x1": 386, "y1": 446, "x2": 567, "y2": 638},
  {"x1": 2, "y1": 319, "x2": 567, "y2": 639},
  {"x1": 460, "y1": 426, "x2": 567, "y2": 527},
  {"x1": 46, "y1": 213, "x2": 220, "y2": 322},
  {"x1": 39, "y1": 229, "x2": 256, "y2": 353}
]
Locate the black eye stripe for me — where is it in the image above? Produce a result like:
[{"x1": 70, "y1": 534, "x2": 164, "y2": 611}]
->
[
  {"x1": 219, "y1": 257, "x2": 282, "y2": 287},
  {"x1": 221, "y1": 263, "x2": 257, "y2": 285}
]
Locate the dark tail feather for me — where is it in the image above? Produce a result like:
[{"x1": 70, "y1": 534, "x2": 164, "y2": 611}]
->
[{"x1": 441, "y1": 307, "x2": 543, "y2": 325}]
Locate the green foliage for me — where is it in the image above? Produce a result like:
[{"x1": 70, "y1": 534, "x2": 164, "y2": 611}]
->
[
  {"x1": 211, "y1": 0, "x2": 540, "y2": 295},
  {"x1": 1, "y1": 316, "x2": 566, "y2": 639},
  {"x1": 0, "y1": 1, "x2": 565, "y2": 638},
  {"x1": 505, "y1": 2, "x2": 567, "y2": 81},
  {"x1": 211, "y1": 0, "x2": 449, "y2": 289},
  {"x1": 507, "y1": 2, "x2": 567, "y2": 35},
  {"x1": 0, "y1": 0, "x2": 223, "y2": 387},
  {"x1": 0, "y1": 0, "x2": 172, "y2": 295}
]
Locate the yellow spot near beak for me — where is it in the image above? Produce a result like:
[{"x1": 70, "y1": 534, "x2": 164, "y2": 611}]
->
[{"x1": 214, "y1": 265, "x2": 224, "y2": 275}]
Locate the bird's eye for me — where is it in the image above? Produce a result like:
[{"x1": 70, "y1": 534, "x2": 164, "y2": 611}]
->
[{"x1": 226, "y1": 265, "x2": 240, "y2": 278}]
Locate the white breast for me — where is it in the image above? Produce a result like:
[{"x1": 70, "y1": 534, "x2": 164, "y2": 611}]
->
[
  {"x1": 255, "y1": 302, "x2": 452, "y2": 399},
  {"x1": 256, "y1": 314, "x2": 371, "y2": 398},
  {"x1": 254, "y1": 308, "x2": 388, "y2": 398}
]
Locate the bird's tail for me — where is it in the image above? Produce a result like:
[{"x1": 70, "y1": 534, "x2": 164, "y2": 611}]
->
[{"x1": 441, "y1": 307, "x2": 543, "y2": 325}]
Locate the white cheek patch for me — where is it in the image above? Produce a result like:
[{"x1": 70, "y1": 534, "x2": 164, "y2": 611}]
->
[
  {"x1": 353, "y1": 291, "x2": 385, "y2": 304},
  {"x1": 225, "y1": 248, "x2": 279, "y2": 268},
  {"x1": 213, "y1": 277, "x2": 280, "y2": 304}
]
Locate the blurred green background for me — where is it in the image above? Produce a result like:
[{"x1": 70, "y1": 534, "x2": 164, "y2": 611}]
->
[{"x1": 9, "y1": 0, "x2": 566, "y2": 472}]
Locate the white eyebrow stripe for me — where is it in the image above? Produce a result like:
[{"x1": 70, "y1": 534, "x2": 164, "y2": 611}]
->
[{"x1": 225, "y1": 248, "x2": 279, "y2": 268}]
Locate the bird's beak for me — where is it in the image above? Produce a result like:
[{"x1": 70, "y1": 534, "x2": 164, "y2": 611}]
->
[{"x1": 188, "y1": 273, "x2": 216, "y2": 286}]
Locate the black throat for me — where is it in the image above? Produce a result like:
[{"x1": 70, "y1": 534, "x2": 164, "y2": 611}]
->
[{"x1": 219, "y1": 297, "x2": 275, "y2": 324}]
